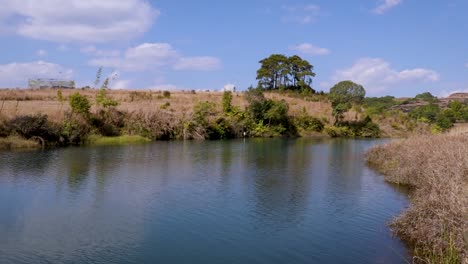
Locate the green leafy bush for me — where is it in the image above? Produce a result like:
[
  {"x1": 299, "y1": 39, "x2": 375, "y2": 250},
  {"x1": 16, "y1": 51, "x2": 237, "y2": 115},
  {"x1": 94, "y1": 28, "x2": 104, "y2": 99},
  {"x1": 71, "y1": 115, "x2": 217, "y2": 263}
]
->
[{"x1": 69, "y1": 92, "x2": 91, "y2": 117}]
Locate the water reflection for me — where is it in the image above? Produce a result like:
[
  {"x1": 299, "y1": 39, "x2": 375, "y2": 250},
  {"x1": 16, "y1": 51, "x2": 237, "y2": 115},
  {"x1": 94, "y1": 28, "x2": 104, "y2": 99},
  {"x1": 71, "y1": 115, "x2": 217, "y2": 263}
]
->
[{"x1": 0, "y1": 139, "x2": 410, "y2": 264}]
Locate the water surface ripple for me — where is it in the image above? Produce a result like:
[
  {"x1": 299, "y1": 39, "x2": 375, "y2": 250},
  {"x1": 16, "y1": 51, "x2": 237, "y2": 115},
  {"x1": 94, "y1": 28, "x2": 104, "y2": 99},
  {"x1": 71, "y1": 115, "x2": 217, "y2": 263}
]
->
[{"x1": 0, "y1": 138, "x2": 409, "y2": 264}]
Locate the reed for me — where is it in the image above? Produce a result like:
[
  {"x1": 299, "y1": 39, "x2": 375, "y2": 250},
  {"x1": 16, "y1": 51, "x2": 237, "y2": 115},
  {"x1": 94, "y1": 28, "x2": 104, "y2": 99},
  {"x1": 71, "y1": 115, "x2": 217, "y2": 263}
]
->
[{"x1": 366, "y1": 134, "x2": 468, "y2": 263}]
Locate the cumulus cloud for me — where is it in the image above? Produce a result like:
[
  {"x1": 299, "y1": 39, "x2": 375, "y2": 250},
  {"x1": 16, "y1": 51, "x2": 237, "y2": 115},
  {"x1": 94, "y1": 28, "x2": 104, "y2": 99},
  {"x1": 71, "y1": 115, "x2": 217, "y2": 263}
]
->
[
  {"x1": 289, "y1": 43, "x2": 330, "y2": 56},
  {"x1": 282, "y1": 5, "x2": 322, "y2": 24},
  {"x1": 36, "y1": 49, "x2": 47, "y2": 57},
  {"x1": 325, "y1": 58, "x2": 439, "y2": 94},
  {"x1": 110, "y1": 80, "x2": 131, "y2": 90},
  {"x1": 373, "y1": 0, "x2": 402, "y2": 15},
  {"x1": 0, "y1": 0, "x2": 158, "y2": 43},
  {"x1": 439, "y1": 88, "x2": 468, "y2": 98},
  {"x1": 0, "y1": 61, "x2": 73, "y2": 88},
  {"x1": 80, "y1": 45, "x2": 121, "y2": 57},
  {"x1": 89, "y1": 42, "x2": 221, "y2": 72}
]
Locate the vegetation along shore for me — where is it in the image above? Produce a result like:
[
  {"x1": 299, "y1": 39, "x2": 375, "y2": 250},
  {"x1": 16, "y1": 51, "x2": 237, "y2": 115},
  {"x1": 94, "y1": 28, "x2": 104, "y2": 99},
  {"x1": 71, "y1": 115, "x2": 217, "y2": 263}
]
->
[
  {"x1": 2, "y1": 55, "x2": 467, "y2": 151},
  {"x1": 366, "y1": 134, "x2": 468, "y2": 263}
]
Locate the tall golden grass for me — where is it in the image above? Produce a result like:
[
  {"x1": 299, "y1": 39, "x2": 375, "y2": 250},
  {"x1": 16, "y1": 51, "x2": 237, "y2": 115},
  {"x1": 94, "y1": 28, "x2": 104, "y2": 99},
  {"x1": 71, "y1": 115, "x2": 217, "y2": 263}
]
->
[
  {"x1": 366, "y1": 134, "x2": 468, "y2": 263},
  {"x1": 0, "y1": 88, "x2": 335, "y2": 122}
]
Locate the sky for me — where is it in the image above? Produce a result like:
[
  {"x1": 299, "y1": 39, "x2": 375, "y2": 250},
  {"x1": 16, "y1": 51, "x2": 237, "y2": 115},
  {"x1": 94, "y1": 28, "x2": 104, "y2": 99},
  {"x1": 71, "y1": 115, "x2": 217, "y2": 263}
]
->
[{"x1": 0, "y1": 0, "x2": 467, "y2": 97}]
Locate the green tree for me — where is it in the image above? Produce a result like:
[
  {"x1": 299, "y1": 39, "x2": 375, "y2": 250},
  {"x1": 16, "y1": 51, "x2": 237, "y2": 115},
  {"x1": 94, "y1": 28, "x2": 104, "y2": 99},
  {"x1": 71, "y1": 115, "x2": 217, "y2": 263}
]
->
[
  {"x1": 256, "y1": 54, "x2": 316, "y2": 91},
  {"x1": 288, "y1": 55, "x2": 315, "y2": 92},
  {"x1": 256, "y1": 54, "x2": 289, "y2": 89},
  {"x1": 69, "y1": 92, "x2": 91, "y2": 117},
  {"x1": 329, "y1": 81, "x2": 366, "y2": 124},
  {"x1": 94, "y1": 67, "x2": 102, "y2": 89},
  {"x1": 415, "y1": 92, "x2": 436, "y2": 103},
  {"x1": 222, "y1": 91, "x2": 233, "y2": 114}
]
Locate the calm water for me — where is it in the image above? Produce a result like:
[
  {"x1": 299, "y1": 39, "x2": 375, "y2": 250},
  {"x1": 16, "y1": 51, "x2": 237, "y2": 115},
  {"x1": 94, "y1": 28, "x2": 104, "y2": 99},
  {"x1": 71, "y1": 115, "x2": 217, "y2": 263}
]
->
[{"x1": 0, "y1": 138, "x2": 410, "y2": 264}]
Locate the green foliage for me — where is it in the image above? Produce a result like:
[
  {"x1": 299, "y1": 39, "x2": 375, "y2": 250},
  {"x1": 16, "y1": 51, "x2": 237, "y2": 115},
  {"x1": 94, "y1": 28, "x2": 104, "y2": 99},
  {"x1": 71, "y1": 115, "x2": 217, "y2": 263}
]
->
[
  {"x1": 256, "y1": 54, "x2": 315, "y2": 92},
  {"x1": 409, "y1": 104, "x2": 440, "y2": 123},
  {"x1": 87, "y1": 135, "x2": 150, "y2": 146},
  {"x1": 295, "y1": 109, "x2": 324, "y2": 132},
  {"x1": 94, "y1": 67, "x2": 102, "y2": 89},
  {"x1": 61, "y1": 116, "x2": 91, "y2": 145},
  {"x1": 329, "y1": 81, "x2": 366, "y2": 123},
  {"x1": 363, "y1": 96, "x2": 399, "y2": 115},
  {"x1": 222, "y1": 91, "x2": 233, "y2": 113},
  {"x1": 7, "y1": 114, "x2": 61, "y2": 142},
  {"x1": 100, "y1": 77, "x2": 109, "y2": 89},
  {"x1": 244, "y1": 88, "x2": 296, "y2": 136},
  {"x1": 337, "y1": 116, "x2": 381, "y2": 138},
  {"x1": 96, "y1": 88, "x2": 119, "y2": 108},
  {"x1": 415, "y1": 92, "x2": 437, "y2": 103},
  {"x1": 69, "y1": 92, "x2": 91, "y2": 117},
  {"x1": 160, "y1": 102, "x2": 170, "y2": 109}
]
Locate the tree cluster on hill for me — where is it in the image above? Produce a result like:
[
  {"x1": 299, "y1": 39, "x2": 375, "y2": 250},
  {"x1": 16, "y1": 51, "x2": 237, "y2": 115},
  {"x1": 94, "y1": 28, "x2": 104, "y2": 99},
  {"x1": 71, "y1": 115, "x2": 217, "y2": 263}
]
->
[{"x1": 256, "y1": 54, "x2": 316, "y2": 93}]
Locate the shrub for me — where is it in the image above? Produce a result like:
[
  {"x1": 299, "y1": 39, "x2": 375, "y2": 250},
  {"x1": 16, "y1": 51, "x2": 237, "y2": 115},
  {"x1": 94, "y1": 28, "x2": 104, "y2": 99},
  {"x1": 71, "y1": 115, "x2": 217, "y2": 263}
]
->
[
  {"x1": 415, "y1": 92, "x2": 437, "y2": 103},
  {"x1": 222, "y1": 91, "x2": 233, "y2": 114},
  {"x1": 160, "y1": 102, "x2": 170, "y2": 110},
  {"x1": 162, "y1": 90, "x2": 171, "y2": 98},
  {"x1": 96, "y1": 88, "x2": 119, "y2": 108},
  {"x1": 69, "y1": 92, "x2": 91, "y2": 117},
  {"x1": 7, "y1": 114, "x2": 61, "y2": 143},
  {"x1": 295, "y1": 108, "x2": 324, "y2": 132},
  {"x1": 61, "y1": 113, "x2": 92, "y2": 145}
]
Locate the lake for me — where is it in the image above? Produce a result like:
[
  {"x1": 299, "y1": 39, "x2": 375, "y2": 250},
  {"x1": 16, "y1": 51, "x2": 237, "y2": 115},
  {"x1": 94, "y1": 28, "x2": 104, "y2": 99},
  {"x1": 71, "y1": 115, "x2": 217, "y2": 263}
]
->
[{"x1": 0, "y1": 138, "x2": 409, "y2": 264}]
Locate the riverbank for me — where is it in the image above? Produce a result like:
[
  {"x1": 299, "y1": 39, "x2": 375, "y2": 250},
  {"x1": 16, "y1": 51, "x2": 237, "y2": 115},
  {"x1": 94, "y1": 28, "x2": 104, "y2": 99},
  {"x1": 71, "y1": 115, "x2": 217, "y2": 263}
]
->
[{"x1": 366, "y1": 134, "x2": 468, "y2": 263}]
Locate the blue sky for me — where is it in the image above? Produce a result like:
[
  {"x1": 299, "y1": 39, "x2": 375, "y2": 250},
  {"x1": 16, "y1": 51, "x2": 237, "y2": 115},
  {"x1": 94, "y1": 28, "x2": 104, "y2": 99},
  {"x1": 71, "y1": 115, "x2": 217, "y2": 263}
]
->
[{"x1": 0, "y1": 0, "x2": 467, "y2": 97}]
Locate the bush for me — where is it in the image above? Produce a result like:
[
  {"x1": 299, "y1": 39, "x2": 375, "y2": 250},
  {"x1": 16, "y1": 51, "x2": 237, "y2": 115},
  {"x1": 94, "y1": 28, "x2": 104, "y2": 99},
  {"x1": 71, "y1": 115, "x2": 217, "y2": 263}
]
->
[
  {"x1": 335, "y1": 116, "x2": 381, "y2": 138},
  {"x1": 415, "y1": 92, "x2": 437, "y2": 103},
  {"x1": 7, "y1": 114, "x2": 61, "y2": 143},
  {"x1": 409, "y1": 104, "x2": 441, "y2": 123},
  {"x1": 222, "y1": 91, "x2": 233, "y2": 114},
  {"x1": 295, "y1": 108, "x2": 324, "y2": 132},
  {"x1": 69, "y1": 92, "x2": 91, "y2": 117},
  {"x1": 162, "y1": 90, "x2": 171, "y2": 98}
]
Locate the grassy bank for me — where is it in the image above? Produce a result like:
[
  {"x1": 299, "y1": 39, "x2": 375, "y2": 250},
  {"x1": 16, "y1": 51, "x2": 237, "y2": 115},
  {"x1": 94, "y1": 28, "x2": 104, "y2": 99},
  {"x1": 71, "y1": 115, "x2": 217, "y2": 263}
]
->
[
  {"x1": 366, "y1": 134, "x2": 468, "y2": 263},
  {"x1": 0, "y1": 136, "x2": 40, "y2": 150},
  {"x1": 87, "y1": 135, "x2": 151, "y2": 146}
]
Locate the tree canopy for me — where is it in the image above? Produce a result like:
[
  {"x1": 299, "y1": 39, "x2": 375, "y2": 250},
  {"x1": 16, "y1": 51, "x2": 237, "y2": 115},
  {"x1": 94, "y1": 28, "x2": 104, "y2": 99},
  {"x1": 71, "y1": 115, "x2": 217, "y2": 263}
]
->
[
  {"x1": 256, "y1": 54, "x2": 316, "y2": 92},
  {"x1": 329, "y1": 80, "x2": 366, "y2": 124}
]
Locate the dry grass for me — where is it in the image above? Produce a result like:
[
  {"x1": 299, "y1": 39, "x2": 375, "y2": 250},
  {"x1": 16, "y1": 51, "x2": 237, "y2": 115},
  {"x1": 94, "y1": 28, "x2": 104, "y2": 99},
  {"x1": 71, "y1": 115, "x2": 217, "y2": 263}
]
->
[
  {"x1": 0, "y1": 136, "x2": 40, "y2": 150},
  {"x1": 0, "y1": 88, "x2": 334, "y2": 122},
  {"x1": 366, "y1": 134, "x2": 468, "y2": 263}
]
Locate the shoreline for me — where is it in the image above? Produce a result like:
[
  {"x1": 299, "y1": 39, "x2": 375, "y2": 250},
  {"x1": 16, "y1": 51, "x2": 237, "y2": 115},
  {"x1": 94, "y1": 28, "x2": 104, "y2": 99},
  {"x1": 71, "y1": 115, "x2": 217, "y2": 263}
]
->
[{"x1": 366, "y1": 134, "x2": 467, "y2": 263}]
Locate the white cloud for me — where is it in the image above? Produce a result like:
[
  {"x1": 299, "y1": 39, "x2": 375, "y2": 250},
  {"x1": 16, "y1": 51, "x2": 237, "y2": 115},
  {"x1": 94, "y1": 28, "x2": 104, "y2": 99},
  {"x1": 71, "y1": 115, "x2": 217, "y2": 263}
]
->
[
  {"x1": 326, "y1": 58, "x2": 439, "y2": 94},
  {"x1": 0, "y1": 0, "x2": 158, "y2": 43},
  {"x1": 0, "y1": 61, "x2": 73, "y2": 88},
  {"x1": 289, "y1": 43, "x2": 330, "y2": 56},
  {"x1": 80, "y1": 45, "x2": 120, "y2": 57},
  {"x1": 222, "y1": 84, "x2": 236, "y2": 92},
  {"x1": 148, "y1": 84, "x2": 181, "y2": 91},
  {"x1": 465, "y1": 63, "x2": 468, "y2": 68},
  {"x1": 36, "y1": 49, "x2": 47, "y2": 57},
  {"x1": 173, "y1": 57, "x2": 222, "y2": 71},
  {"x1": 282, "y1": 5, "x2": 321, "y2": 24},
  {"x1": 439, "y1": 88, "x2": 468, "y2": 98},
  {"x1": 89, "y1": 42, "x2": 221, "y2": 72},
  {"x1": 373, "y1": 0, "x2": 402, "y2": 15},
  {"x1": 110, "y1": 80, "x2": 131, "y2": 90}
]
